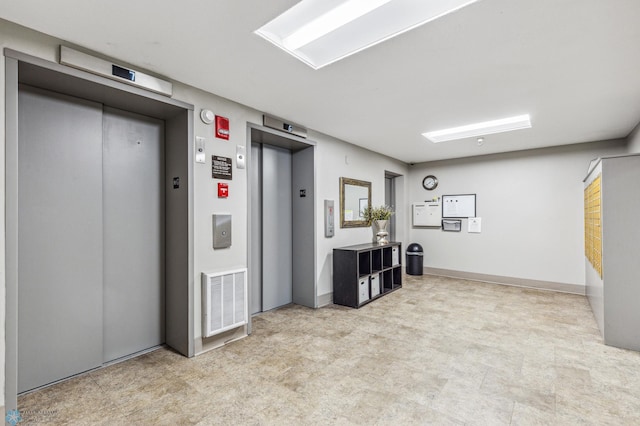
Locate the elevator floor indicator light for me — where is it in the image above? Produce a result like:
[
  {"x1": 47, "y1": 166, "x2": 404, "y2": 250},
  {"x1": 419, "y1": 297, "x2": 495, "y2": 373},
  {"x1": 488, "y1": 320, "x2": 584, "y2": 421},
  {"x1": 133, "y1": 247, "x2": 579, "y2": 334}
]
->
[{"x1": 112, "y1": 65, "x2": 135, "y2": 81}]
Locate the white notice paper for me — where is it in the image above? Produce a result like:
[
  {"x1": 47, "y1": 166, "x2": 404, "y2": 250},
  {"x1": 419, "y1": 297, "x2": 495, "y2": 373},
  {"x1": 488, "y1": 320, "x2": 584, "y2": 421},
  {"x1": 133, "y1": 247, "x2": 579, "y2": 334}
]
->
[{"x1": 468, "y1": 217, "x2": 482, "y2": 233}]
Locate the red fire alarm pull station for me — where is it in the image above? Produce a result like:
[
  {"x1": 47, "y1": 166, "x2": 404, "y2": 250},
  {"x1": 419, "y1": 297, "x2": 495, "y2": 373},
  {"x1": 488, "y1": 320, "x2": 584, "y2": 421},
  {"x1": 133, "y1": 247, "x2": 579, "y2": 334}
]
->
[
  {"x1": 218, "y1": 182, "x2": 229, "y2": 198},
  {"x1": 215, "y1": 115, "x2": 230, "y2": 140}
]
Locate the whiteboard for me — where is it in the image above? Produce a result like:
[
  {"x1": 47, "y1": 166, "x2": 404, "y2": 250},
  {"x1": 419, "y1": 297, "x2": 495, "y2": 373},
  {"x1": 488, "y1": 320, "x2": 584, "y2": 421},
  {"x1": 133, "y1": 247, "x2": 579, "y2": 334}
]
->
[{"x1": 442, "y1": 194, "x2": 476, "y2": 218}]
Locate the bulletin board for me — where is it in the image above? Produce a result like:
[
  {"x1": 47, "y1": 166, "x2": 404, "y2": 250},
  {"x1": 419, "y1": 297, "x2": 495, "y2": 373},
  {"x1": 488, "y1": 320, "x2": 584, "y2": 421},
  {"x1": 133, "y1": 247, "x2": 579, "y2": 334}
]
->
[{"x1": 442, "y1": 194, "x2": 476, "y2": 218}]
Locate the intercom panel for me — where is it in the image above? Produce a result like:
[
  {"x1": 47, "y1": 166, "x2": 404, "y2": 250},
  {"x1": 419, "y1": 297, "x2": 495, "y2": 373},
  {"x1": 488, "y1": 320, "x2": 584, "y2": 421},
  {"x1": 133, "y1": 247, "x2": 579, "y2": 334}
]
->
[
  {"x1": 324, "y1": 200, "x2": 335, "y2": 237},
  {"x1": 195, "y1": 136, "x2": 206, "y2": 164}
]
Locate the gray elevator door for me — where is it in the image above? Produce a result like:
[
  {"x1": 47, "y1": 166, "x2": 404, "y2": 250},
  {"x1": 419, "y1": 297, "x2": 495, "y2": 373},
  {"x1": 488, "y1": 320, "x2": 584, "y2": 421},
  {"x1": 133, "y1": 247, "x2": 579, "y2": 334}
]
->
[
  {"x1": 251, "y1": 143, "x2": 293, "y2": 313},
  {"x1": 262, "y1": 144, "x2": 293, "y2": 311},
  {"x1": 17, "y1": 86, "x2": 165, "y2": 393},
  {"x1": 102, "y1": 107, "x2": 165, "y2": 362},
  {"x1": 18, "y1": 86, "x2": 104, "y2": 393}
]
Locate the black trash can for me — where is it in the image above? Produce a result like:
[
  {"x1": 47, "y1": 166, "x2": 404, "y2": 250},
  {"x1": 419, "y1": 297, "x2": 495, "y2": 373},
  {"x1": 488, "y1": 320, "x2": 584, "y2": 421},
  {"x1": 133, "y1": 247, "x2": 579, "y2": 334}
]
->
[{"x1": 406, "y1": 243, "x2": 424, "y2": 275}]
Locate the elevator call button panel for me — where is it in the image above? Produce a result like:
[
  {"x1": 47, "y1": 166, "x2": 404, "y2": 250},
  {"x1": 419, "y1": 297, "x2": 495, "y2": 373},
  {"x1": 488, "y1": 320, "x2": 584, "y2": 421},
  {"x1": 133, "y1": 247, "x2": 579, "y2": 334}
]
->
[{"x1": 213, "y1": 214, "x2": 232, "y2": 249}]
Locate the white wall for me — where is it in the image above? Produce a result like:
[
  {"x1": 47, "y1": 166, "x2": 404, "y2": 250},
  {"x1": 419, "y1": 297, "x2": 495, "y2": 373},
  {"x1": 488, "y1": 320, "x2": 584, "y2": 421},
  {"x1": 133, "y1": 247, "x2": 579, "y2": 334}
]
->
[
  {"x1": 5, "y1": 14, "x2": 629, "y2": 408},
  {"x1": 0, "y1": 21, "x2": 262, "y2": 356},
  {"x1": 312, "y1": 131, "x2": 408, "y2": 301},
  {"x1": 408, "y1": 140, "x2": 627, "y2": 287},
  {"x1": 0, "y1": 19, "x2": 409, "y2": 406},
  {"x1": 175, "y1": 84, "x2": 260, "y2": 353},
  {"x1": 627, "y1": 121, "x2": 640, "y2": 153}
]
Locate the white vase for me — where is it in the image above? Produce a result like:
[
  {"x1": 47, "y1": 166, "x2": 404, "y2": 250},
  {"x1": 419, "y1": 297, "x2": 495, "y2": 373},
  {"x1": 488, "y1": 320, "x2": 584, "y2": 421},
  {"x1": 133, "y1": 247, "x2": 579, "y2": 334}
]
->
[{"x1": 372, "y1": 219, "x2": 389, "y2": 244}]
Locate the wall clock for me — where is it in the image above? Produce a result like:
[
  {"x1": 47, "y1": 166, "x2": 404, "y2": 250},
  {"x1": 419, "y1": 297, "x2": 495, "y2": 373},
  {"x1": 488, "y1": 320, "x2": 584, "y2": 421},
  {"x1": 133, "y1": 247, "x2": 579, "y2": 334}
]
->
[{"x1": 422, "y1": 175, "x2": 438, "y2": 190}]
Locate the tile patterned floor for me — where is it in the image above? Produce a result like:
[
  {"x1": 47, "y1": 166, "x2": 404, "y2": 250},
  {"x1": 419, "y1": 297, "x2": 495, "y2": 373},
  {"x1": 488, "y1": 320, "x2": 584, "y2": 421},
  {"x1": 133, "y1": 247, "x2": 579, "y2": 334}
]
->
[{"x1": 18, "y1": 275, "x2": 640, "y2": 425}]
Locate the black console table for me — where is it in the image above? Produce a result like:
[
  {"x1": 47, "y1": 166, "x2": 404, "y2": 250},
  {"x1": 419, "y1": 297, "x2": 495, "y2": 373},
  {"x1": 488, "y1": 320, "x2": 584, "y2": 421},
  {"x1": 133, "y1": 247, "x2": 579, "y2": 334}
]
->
[{"x1": 333, "y1": 242, "x2": 402, "y2": 308}]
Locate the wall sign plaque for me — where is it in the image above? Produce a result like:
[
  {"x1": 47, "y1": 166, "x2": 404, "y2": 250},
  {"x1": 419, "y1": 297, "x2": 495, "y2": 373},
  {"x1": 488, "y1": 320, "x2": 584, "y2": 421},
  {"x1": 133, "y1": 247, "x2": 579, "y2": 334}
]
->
[{"x1": 212, "y1": 155, "x2": 232, "y2": 180}]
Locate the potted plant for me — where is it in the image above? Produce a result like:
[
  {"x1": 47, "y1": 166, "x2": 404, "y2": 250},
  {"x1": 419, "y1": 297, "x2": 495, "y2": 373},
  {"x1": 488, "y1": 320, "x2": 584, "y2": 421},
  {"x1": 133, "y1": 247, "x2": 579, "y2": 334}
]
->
[{"x1": 362, "y1": 205, "x2": 394, "y2": 243}]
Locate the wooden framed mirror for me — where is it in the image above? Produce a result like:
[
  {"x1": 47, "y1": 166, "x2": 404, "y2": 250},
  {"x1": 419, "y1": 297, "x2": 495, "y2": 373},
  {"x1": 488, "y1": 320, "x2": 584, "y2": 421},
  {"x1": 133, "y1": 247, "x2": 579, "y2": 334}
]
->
[{"x1": 340, "y1": 177, "x2": 371, "y2": 228}]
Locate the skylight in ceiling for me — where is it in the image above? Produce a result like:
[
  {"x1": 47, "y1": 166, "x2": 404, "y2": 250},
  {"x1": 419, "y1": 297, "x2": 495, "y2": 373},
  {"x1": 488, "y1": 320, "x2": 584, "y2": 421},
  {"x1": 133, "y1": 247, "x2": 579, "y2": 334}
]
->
[{"x1": 255, "y1": 0, "x2": 480, "y2": 70}]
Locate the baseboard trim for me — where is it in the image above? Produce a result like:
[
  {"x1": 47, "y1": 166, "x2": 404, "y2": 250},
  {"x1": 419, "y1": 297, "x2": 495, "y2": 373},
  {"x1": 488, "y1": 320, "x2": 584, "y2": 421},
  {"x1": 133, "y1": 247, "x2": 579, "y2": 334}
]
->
[
  {"x1": 317, "y1": 292, "x2": 333, "y2": 307},
  {"x1": 197, "y1": 326, "x2": 248, "y2": 355},
  {"x1": 423, "y1": 267, "x2": 585, "y2": 295}
]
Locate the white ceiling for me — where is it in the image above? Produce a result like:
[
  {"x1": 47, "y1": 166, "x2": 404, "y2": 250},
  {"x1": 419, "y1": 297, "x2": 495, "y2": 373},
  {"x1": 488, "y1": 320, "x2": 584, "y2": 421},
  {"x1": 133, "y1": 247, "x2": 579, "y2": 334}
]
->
[{"x1": 2, "y1": 0, "x2": 640, "y2": 163}]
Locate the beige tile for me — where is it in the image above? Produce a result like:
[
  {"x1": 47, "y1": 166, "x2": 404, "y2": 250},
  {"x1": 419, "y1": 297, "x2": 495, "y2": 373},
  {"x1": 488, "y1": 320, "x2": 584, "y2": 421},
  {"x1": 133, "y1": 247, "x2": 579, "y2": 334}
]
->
[
  {"x1": 18, "y1": 275, "x2": 640, "y2": 425},
  {"x1": 509, "y1": 401, "x2": 557, "y2": 426},
  {"x1": 375, "y1": 399, "x2": 465, "y2": 425},
  {"x1": 480, "y1": 368, "x2": 555, "y2": 413},
  {"x1": 555, "y1": 383, "x2": 623, "y2": 423},
  {"x1": 431, "y1": 378, "x2": 515, "y2": 425}
]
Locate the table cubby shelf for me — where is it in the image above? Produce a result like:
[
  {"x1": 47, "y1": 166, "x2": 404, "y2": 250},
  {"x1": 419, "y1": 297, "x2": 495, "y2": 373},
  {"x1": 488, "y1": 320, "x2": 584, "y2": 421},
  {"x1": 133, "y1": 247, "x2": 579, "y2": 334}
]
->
[{"x1": 333, "y1": 242, "x2": 402, "y2": 308}]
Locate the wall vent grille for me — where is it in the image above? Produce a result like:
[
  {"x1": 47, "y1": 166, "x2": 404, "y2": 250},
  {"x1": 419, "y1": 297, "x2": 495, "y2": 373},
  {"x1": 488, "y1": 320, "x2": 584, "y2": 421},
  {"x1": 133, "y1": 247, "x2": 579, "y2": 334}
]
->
[{"x1": 201, "y1": 268, "x2": 247, "y2": 338}]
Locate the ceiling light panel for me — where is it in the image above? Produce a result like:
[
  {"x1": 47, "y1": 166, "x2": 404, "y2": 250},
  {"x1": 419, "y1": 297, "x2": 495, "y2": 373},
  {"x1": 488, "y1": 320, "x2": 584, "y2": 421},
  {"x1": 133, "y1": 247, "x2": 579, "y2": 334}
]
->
[
  {"x1": 256, "y1": 0, "x2": 480, "y2": 69},
  {"x1": 282, "y1": 0, "x2": 392, "y2": 51},
  {"x1": 422, "y1": 114, "x2": 532, "y2": 143}
]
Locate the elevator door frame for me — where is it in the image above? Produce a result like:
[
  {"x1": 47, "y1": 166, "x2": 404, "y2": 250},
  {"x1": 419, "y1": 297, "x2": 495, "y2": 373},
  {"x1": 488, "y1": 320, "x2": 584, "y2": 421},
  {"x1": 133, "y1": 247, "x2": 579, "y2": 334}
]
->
[
  {"x1": 4, "y1": 49, "x2": 195, "y2": 411},
  {"x1": 246, "y1": 124, "x2": 317, "y2": 332},
  {"x1": 385, "y1": 171, "x2": 401, "y2": 242}
]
